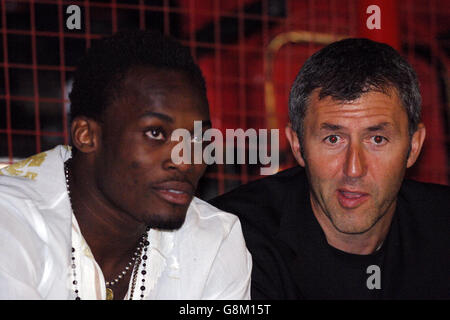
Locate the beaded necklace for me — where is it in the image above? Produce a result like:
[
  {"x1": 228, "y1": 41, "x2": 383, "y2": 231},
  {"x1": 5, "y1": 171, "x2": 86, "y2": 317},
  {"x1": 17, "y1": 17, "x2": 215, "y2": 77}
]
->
[{"x1": 65, "y1": 159, "x2": 150, "y2": 300}]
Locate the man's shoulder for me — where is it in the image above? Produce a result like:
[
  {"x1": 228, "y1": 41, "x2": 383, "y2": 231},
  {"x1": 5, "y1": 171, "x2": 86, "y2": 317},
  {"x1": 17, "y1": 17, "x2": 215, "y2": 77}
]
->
[
  {"x1": 400, "y1": 179, "x2": 450, "y2": 210},
  {"x1": 208, "y1": 166, "x2": 308, "y2": 229},
  {"x1": 399, "y1": 179, "x2": 450, "y2": 225},
  {"x1": 0, "y1": 145, "x2": 70, "y2": 204},
  {"x1": 0, "y1": 172, "x2": 44, "y2": 225},
  {"x1": 0, "y1": 146, "x2": 72, "y2": 239},
  {"x1": 185, "y1": 197, "x2": 242, "y2": 235},
  {"x1": 211, "y1": 166, "x2": 306, "y2": 203},
  {"x1": 0, "y1": 174, "x2": 38, "y2": 200},
  {"x1": 166, "y1": 197, "x2": 251, "y2": 299}
]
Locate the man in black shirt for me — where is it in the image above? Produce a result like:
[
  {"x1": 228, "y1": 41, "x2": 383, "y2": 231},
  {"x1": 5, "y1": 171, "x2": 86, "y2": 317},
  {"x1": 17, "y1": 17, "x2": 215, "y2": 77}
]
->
[{"x1": 210, "y1": 38, "x2": 450, "y2": 299}]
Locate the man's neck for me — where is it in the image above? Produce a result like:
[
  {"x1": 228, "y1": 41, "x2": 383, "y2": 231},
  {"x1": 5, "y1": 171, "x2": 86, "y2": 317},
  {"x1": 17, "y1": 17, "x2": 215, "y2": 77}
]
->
[
  {"x1": 322, "y1": 228, "x2": 388, "y2": 255},
  {"x1": 310, "y1": 197, "x2": 395, "y2": 255},
  {"x1": 67, "y1": 156, "x2": 148, "y2": 273}
]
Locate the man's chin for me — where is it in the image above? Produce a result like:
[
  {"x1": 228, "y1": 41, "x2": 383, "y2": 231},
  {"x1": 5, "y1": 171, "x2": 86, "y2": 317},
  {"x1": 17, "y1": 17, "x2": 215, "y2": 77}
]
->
[
  {"x1": 145, "y1": 211, "x2": 187, "y2": 231},
  {"x1": 330, "y1": 213, "x2": 381, "y2": 235},
  {"x1": 334, "y1": 224, "x2": 374, "y2": 235}
]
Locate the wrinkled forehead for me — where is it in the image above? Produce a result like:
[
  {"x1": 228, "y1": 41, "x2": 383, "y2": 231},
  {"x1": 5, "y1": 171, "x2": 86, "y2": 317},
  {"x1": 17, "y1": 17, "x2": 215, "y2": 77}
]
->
[
  {"x1": 304, "y1": 88, "x2": 408, "y2": 130},
  {"x1": 307, "y1": 87, "x2": 403, "y2": 112},
  {"x1": 310, "y1": 84, "x2": 401, "y2": 106}
]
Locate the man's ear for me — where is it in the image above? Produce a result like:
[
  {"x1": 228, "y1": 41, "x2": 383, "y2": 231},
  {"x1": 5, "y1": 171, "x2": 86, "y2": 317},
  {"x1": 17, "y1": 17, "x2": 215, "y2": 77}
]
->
[
  {"x1": 285, "y1": 123, "x2": 306, "y2": 167},
  {"x1": 71, "y1": 117, "x2": 101, "y2": 154},
  {"x1": 406, "y1": 122, "x2": 426, "y2": 168}
]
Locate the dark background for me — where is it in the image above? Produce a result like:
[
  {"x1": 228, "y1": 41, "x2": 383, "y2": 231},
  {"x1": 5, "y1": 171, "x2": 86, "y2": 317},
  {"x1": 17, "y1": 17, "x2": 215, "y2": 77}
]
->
[{"x1": 1, "y1": 0, "x2": 449, "y2": 201}]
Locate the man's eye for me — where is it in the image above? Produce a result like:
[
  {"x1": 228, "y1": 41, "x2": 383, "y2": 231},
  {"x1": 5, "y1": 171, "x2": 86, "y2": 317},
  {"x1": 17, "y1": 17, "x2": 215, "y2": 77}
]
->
[
  {"x1": 324, "y1": 135, "x2": 340, "y2": 144},
  {"x1": 146, "y1": 128, "x2": 165, "y2": 140},
  {"x1": 371, "y1": 135, "x2": 387, "y2": 145}
]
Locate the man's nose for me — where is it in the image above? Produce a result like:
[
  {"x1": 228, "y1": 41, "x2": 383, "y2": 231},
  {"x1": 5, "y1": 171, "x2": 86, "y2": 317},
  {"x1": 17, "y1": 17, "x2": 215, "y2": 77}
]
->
[
  {"x1": 162, "y1": 141, "x2": 196, "y2": 173},
  {"x1": 343, "y1": 142, "x2": 367, "y2": 178},
  {"x1": 163, "y1": 157, "x2": 194, "y2": 173}
]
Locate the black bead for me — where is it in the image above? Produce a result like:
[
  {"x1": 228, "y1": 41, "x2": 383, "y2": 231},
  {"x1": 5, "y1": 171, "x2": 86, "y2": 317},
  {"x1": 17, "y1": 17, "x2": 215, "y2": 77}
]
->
[
  {"x1": 140, "y1": 286, "x2": 146, "y2": 291},
  {"x1": 141, "y1": 270, "x2": 146, "y2": 275},
  {"x1": 142, "y1": 255, "x2": 147, "y2": 260}
]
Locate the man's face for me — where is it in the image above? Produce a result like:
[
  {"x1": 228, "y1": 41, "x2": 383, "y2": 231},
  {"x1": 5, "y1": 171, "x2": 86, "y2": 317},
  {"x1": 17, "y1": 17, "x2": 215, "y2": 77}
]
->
[
  {"x1": 94, "y1": 66, "x2": 210, "y2": 230},
  {"x1": 287, "y1": 89, "x2": 425, "y2": 235}
]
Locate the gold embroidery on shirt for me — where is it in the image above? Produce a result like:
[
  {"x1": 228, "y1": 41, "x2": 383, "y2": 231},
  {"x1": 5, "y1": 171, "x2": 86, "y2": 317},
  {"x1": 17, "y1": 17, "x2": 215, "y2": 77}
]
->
[
  {"x1": 0, "y1": 152, "x2": 47, "y2": 180},
  {"x1": 24, "y1": 172, "x2": 38, "y2": 180},
  {"x1": 27, "y1": 152, "x2": 47, "y2": 167}
]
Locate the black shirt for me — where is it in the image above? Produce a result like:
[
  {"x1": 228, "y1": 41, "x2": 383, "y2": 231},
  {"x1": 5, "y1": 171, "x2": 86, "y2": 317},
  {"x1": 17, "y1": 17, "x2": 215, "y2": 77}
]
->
[{"x1": 209, "y1": 166, "x2": 450, "y2": 299}]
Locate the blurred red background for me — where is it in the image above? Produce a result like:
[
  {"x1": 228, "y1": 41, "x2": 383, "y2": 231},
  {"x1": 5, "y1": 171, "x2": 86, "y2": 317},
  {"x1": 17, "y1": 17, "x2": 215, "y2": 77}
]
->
[{"x1": 1, "y1": 0, "x2": 449, "y2": 200}]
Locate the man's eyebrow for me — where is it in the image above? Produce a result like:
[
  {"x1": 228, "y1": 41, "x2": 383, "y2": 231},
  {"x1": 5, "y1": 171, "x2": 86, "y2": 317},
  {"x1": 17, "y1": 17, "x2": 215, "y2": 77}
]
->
[
  {"x1": 319, "y1": 122, "x2": 394, "y2": 132},
  {"x1": 364, "y1": 122, "x2": 393, "y2": 132},
  {"x1": 140, "y1": 111, "x2": 174, "y2": 123},
  {"x1": 319, "y1": 123, "x2": 343, "y2": 131}
]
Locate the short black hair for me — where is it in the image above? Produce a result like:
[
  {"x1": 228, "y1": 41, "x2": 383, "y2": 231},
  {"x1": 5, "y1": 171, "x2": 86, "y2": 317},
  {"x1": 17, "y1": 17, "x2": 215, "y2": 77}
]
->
[
  {"x1": 289, "y1": 38, "x2": 422, "y2": 141},
  {"x1": 69, "y1": 30, "x2": 207, "y2": 123}
]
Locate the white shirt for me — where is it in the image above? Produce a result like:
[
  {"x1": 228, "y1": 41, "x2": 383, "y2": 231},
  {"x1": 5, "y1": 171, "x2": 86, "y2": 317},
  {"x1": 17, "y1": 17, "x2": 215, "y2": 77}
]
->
[{"x1": 0, "y1": 145, "x2": 252, "y2": 300}]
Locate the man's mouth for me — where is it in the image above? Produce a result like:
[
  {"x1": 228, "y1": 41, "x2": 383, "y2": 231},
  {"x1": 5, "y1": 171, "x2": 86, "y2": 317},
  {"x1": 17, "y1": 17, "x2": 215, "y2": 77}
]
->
[
  {"x1": 166, "y1": 189, "x2": 184, "y2": 194},
  {"x1": 152, "y1": 181, "x2": 194, "y2": 206},
  {"x1": 337, "y1": 189, "x2": 370, "y2": 209}
]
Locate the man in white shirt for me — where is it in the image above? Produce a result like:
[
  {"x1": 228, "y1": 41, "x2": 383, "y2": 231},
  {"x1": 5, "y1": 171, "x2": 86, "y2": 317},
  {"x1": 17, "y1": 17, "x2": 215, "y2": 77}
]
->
[{"x1": 0, "y1": 31, "x2": 251, "y2": 300}]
